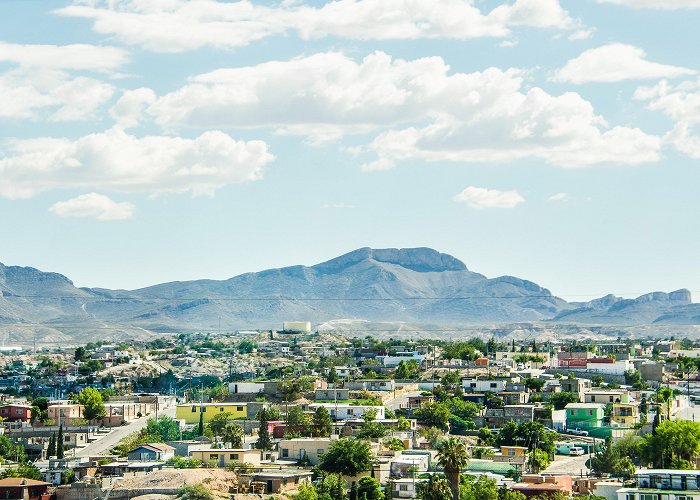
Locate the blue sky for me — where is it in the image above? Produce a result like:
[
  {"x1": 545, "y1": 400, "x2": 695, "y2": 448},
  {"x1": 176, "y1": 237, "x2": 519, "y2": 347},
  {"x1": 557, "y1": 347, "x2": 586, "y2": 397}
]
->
[{"x1": 1, "y1": 0, "x2": 699, "y2": 301}]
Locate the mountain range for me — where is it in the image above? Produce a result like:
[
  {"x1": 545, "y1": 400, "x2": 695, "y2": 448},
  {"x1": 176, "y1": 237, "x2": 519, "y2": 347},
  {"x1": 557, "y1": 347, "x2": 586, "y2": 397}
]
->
[{"x1": 1, "y1": 247, "x2": 698, "y2": 345}]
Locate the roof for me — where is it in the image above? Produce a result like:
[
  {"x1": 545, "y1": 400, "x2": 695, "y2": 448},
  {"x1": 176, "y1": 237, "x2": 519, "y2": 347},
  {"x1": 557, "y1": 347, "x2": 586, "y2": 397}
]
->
[
  {"x1": 512, "y1": 483, "x2": 568, "y2": 492},
  {"x1": 176, "y1": 402, "x2": 246, "y2": 407},
  {"x1": 0, "y1": 478, "x2": 51, "y2": 487},
  {"x1": 565, "y1": 403, "x2": 606, "y2": 409},
  {"x1": 637, "y1": 469, "x2": 700, "y2": 475},
  {"x1": 129, "y1": 443, "x2": 175, "y2": 453}
]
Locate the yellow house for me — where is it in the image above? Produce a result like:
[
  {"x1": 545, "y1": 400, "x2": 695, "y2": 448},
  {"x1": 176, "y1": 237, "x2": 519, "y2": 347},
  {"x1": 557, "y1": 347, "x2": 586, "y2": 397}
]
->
[
  {"x1": 176, "y1": 403, "x2": 248, "y2": 424},
  {"x1": 501, "y1": 446, "x2": 528, "y2": 458},
  {"x1": 610, "y1": 403, "x2": 639, "y2": 426},
  {"x1": 190, "y1": 448, "x2": 263, "y2": 467}
]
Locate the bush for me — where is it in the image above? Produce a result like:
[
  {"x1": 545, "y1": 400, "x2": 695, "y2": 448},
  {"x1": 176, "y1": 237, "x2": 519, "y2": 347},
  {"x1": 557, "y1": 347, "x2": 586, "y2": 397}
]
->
[{"x1": 178, "y1": 483, "x2": 214, "y2": 500}]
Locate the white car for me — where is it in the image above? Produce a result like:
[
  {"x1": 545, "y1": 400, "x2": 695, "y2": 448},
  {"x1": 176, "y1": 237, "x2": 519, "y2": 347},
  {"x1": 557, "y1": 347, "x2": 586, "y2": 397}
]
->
[
  {"x1": 568, "y1": 428, "x2": 589, "y2": 436},
  {"x1": 569, "y1": 447, "x2": 585, "y2": 456}
]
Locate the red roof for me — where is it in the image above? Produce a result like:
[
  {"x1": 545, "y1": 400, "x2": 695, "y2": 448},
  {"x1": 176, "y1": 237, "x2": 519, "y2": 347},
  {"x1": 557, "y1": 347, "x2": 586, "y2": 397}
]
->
[{"x1": 0, "y1": 478, "x2": 51, "y2": 487}]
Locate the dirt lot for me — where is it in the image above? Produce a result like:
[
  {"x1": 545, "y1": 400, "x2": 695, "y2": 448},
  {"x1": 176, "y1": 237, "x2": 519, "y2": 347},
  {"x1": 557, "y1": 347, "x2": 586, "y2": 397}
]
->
[{"x1": 117, "y1": 467, "x2": 237, "y2": 499}]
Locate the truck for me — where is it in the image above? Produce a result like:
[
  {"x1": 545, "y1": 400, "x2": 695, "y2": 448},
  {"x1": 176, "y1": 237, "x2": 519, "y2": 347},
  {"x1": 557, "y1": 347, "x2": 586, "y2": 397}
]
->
[
  {"x1": 567, "y1": 427, "x2": 589, "y2": 436},
  {"x1": 556, "y1": 443, "x2": 586, "y2": 456}
]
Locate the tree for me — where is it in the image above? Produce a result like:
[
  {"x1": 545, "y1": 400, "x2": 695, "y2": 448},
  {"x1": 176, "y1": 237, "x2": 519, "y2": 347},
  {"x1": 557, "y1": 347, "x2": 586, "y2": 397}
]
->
[
  {"x1": 178, "y1": 483, "x2": 214, "y2": 500},
  {"x1": 144, "y1": 416, "x2": 180, "y2": 442},
  {"x1": 74, "y1": 346, "x2": 88, "y2": 362},
  {"x1": 445, "y1": 398, "x2": 479, "y2": 420},
  {"x1": 208, "y1": 412, "x2": 235, "y2": 436},
  {"x1": 57, "y1": 424, "x2": 65, "y2": 459},
  {"x1": 524, "y1": 378, "x2": 546, "y2": 392},
  {"x1": 238, "y1": 340, "x2": 256, "y2": 354},
  {"x1": 548, "y1": 392, "x2": 579, "y2": 411},
  {"x1": 643, "y1": 419, "x2": 700, "y2": 468},
  {"x1": 295, "y1": 483, "x2": 319, "y2": 500},
  {"x1": 477, "y1": 427, "x2": 495, "y2": 446},
  {"x1": 0, "y1": 464, "x2": 41, "y2": 481},
  {"x1": 0, "y1": 435, "x2": 26, "y2": 463},
  {"x1": 591, "y1": 375, "x2": 604, "y2": 387},
  {"x1": 441, "y1": 371, "x2": 462, "y2": 392},
  {"x1": 613, "y1": 457, "x2": 636, "y2": 481},
  {"x1": 222, "y1": 423, "x2": 244, "y2": 448},
  {"x1": 415, "y1": 402, "x2": 451, "y2": 431},
  {"x1": 313, "y1": 406, "x2": 333, "y2": 437},
  {"x1": 419, "y1": 473, "x2": 452, "y2": 500},
  {"x1": 315, "y1": 473, "x2": 347, "y2": 500},
  {"x1": 613, "y1": 435, "x2": 645, "y2": 466},
  {"x1": 255, "y1": 408, "x2": 273, "y2": 451},
  {"x1": 357, "y1": 476, "x2": 384, "y2": 500},
  {"x1": 76, "y1": 387, "x2": 106, "y2": 422},
  {"x1": 47, "y1": 432, "x2": 57, "y2": 458},
  {"x1": 529, "y1": 449, "x2": 551, "y2": 472},
  {"x1": 590, "y1": 438, "x2": 619, "y2": 476},
  {"x1": 437, "y1": 437, "x2": 468, "y2": 500},
  {"x1": 197, "y1": 412, "x2": 204, "y2": 437},
  {"x1": 285, "y1": 406, "x2": 311, "y2": 436},
  {"x1": 327, "y1": 367, "x2": 340, "y2": 385},
  {"x1": 498, "y1": 487, "x2": 526, "y2": 500},
  {"x1": 319, "y1": 439, "x2": 373, "y2": 476}
]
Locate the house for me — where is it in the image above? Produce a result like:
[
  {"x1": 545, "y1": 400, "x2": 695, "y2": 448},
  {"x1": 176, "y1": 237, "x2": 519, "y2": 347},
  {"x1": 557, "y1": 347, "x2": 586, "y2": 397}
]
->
[
  {"x1": 165, "y1": 438, "x2": 213, "y2": 457},
  {"x1": 376, "y1": 352, "x2": 425, "y2": 368},
  {"x1": 278, "y1": 437, "x2": 334, "y2": 465},
  {"x1": 0, "y1": 404, "x2": 32, "y2": 423},
  {"x1": 512, "y1": 475, "x2": 573, "y2": 497},
  {"x1": 309, "y1": 403, "x2": 385, "y2": 420},
  {"x1": 583, "y1": 391, "x2": 628, "y2": 405},
  {"x1": 0, "y1": 478, "x2": 53, "y2": 500},
  {"x1": 228, "y1": 382, "x2": 265, "y2": 395},
  {"x1": 391, "y1": 478, "x2": 421, "y2": 498},
  {"x1": 504, "y1": 405, "x2": 536, "y2": 425},
  {"x1": 610, "y1": 403, "x2": 639, "y2": 426},
  {"x1": 618, "y1": 469, "x2": 700, "y2": 500},
  {"x1": 565, "y1": 403, "x2": 606, "y2": 431},
  {"x1": 190, "y1": 448, "x2": 263, "y2": 467},
  {"x1": 175, "y1": 403, "x2": 248, "y2": 424},
  {"x1": 346, "y1": 379, "x2": 396, "y2": 392},
  {"x1": 315, "y1": 388, "x2": 350, "y2": 401},
  {"x1": 560, "y1": 378, "x2": 592, "y2": 397},
  {"x1": 463, "y1": 378, "x2": 508, "y2": 393},
  {"x1": 47, "y1": 404, "x2": 84, "y2": 425},
  {"x1": 241, "y1": 471, "x2": 313, "y2": 494},
  {"x1": 126, "y1": 443, "x2": 175, "y2": 462}
]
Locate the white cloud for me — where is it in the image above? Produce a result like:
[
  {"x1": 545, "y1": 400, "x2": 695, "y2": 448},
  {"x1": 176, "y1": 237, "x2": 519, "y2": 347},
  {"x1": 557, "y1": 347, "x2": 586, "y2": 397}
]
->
[
  {"x1": 56, "y1": 0, "x2": 576, "y2": 53},
  {"x1": 553, "y1": 44, "x2": 696, "y2": 84},
  {"x1": 568, "y1": 29, "x2": 594, "y2": 41},
  {"x1": 147, "y1": 51, "x2": 661, "y2": 168},
  {"x1": 454, "y1": 186, "x2": 525, "y2": 209},
  {"x1": 633, "y1": 78, "x2": 700, "y2": 158},
  {"x1": 110, "y1": 88, "x2": 157, "y2": 129},
  {"x1": 49, "y1": 193, "x2": 135, "y2": 220},
  {"x1": 594, "y1": 0, "x2": 700, "y2": 9},
  {"x1": 0, "y1": 69, "x2": 114, "y2": 120},
  {"x1": 0, "y1": 42, "x2": 128, "y2": 71},
  {"x1": 548, "y1": 192, "x2": 569, "y2": 201},
  {"x1": 0, "y1": 128, "x2": 274, "y2": 199}
]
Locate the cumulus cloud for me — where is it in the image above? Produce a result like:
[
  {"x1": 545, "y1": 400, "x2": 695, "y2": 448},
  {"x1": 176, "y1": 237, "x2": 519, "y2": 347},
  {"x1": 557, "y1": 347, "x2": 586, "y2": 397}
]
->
[
  {"x1": 110, "y1": 88, "x2": 157, "y2": 129},
  {"x1": 0, "y1": 128, "x2": 274, "y2": 199},
  {"x1": 49, "y1": 193, "x2": 135, "y2": 220},
  {"x1": 548, "y1": 192, "x2": 569, "y2": 201},
  {"x1": 0, "y1": 42, "x2": 128, "y2": 71},
  {"x1": 594, "y1": 0, "x2": 700, "y2": 9},
  {"x1": 55, "y1": 0, "x2": 576, "y2": 52},
  {"x1": 147, "y1": 51, "x2": 661, "y2": 168},
  {"x1": 454, "y1": 187, "x2": 525, "y2": 209},
  {"x1": 553, "y1": 44, "x2": 695, "y2": 84},
  {"x1": 0, "y1": 69, "x2": 114, "y2": 120},
  {"x1": 633, "y1": 78, "x2": 700, "y2": 158}
]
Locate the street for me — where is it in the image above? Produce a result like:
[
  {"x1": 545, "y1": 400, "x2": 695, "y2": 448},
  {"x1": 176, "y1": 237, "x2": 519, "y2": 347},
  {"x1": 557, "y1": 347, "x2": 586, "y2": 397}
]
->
[
  {"x1": 543, "y1": 453, "x2": 591, "y2": 476},
  {"x1": 75, "y1": 405, "x2": 176, "y2": 457}
]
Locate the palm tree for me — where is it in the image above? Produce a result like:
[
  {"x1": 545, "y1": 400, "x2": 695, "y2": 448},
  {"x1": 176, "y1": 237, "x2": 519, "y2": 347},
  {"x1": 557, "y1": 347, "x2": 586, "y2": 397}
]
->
[
  {"x1": 222, "y1": 423, "x2": 244, "y2": 448},
  {"x1": 437, "y1": 437, "x2": 468, "y2": 500},
  {"x1": 418, "y1": 473, "x2": 452, "y2": 500}
]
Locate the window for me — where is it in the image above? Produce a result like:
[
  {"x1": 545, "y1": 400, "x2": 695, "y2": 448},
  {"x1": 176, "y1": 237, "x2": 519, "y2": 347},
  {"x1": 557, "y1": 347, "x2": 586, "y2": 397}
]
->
[
  {"x1": 220, "y1": 408, "x2": 224, "y2": 412},
  {"x1": 490, "y1": 383, "x2": 497, "y2": 388},
  {"x1": 640, "y1": 494, "x2": 656, "y2": 500},
  {"x1": 237, "y1": 406, "x2": 244, "y2": 412},
  {"x1": 282, "y1": 449, "x2": 289, "y2": 458},
  {"x1": 191, "y1": 406, "x2": 196, "y2": 412},
  {"x1": 230, "y1": 454, "x2": 239, "y2": 460},
  {"x1": 210, "y1": 454, "x2": 218, "y2": 460},
  {"x1": 589, "y1": 410, "x2": 594, "y2": 416},
  {"x1": 609, "y1": 396, "x2": 614, "y2": 402},
  {"x1": 400, "y1": 485, "x2": 408, "y2": 491},
  {"x1": 200, "y1": 407, "x2": 206, "y2": 412}
]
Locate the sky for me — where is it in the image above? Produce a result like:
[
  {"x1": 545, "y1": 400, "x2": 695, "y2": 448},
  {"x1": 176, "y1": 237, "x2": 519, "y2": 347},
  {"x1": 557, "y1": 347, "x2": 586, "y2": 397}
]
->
[{"x1": 1, "y1": 0, "x2": 699, "y2": 302}]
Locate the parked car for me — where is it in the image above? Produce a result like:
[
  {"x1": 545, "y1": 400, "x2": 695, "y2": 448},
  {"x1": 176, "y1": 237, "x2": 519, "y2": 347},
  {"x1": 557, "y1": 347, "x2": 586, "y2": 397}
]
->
[{"x1": 568, "y1": 428, "x2": 589, "y2": 436}]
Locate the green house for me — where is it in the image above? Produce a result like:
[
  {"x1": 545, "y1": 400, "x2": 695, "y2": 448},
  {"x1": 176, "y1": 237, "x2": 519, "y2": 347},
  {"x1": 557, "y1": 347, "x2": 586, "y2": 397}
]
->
[{"x1": 565, "y1": 403, "x2": 605, "y2": 429}]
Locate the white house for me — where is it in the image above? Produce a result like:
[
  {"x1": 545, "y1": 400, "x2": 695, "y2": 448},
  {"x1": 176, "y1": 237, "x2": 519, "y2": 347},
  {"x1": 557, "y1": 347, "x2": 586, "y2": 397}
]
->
[
  {"x1": 462, "y1": 378, "x2": 508, "y2": 393},
  {"x1": 376, "y1": 352, "x2": 425, "y2": 368},
  {"x1": 309, "y1": 404, "x2": 385, "y2": 421}
]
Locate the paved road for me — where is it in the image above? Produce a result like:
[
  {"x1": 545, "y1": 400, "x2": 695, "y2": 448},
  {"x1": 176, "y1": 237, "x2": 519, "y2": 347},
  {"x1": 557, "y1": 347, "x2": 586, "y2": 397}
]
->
[
  {"x1": 75, "y1": 405, "x2": 176, "y2": 458},
  {"x1": 544, "y1": 453, "x2": 591, "y2": 476}
]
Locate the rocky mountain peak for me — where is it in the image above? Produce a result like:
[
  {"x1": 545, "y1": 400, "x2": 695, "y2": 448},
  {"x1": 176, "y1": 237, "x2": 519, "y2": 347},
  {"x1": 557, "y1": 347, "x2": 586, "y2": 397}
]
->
[{"x1": 312, "y1": 247, "x2": 468, "y2": 274}]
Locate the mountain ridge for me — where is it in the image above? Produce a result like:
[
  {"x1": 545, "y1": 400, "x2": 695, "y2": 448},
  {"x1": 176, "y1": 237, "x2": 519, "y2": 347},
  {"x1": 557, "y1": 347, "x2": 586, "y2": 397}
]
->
[{"x1": 0, "y1": 247, "x2": 696, "y2": 344}]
